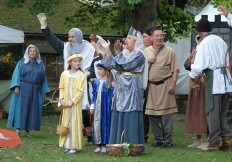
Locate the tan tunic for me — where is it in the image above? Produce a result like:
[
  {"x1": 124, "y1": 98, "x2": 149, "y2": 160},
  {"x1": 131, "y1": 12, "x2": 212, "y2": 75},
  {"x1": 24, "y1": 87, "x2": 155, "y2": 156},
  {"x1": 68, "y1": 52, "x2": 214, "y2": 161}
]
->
[{"x1": 145, "y1": 45, "x2": 179, "y2": 115}]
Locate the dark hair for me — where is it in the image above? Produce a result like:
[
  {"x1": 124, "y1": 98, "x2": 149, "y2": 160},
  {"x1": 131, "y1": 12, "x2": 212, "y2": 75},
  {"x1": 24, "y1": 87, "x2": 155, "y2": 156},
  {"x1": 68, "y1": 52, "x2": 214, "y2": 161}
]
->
[
  {"x1": 196, "y1": 18, "x2": 212, "y2": 32},
  {"x1": 151, "y1": 28, "x2": 163, "y2": 35},
  {"x1": 98, "y1": 66, "x2": 113, "y2": 89},
  {"x1": 106, "y1": 70, "x2": 113, "y2": 89},
  {"x1": 143, "y1": 27, "x2": 155, "y2": 36}
]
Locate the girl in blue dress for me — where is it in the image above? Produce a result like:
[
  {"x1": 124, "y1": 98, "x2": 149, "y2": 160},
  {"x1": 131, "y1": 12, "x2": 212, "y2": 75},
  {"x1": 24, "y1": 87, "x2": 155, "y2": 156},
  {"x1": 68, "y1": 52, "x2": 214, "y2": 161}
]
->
[{"x1": 90, "y1": 62, "x2": 114, "y2": 153}]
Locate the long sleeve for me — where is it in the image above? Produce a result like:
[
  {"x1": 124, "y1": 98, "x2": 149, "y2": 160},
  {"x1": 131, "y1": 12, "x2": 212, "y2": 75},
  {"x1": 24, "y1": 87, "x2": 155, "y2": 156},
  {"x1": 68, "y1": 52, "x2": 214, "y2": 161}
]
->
[
  {"x1": 227, "y1": 13, "x2": 232, "y2": 27},
  {"x1": 101, "y1": 55, "x2": 116, "y2": 70},
  {"x1": 42, "y1": 27, "x2": 64, "y2": 56},
  {"x1": 116, "y1": 52, "x2": 145, "y2": 71},
  {"x1": 10, "y1": 60, "x2": 22, "y2": 90},
  {"x1": 189, "y1": 43, "x2": 209, "y2": 79},
  {"x1": 59, "y1": 72, "x2": 65, "y2": 100},
  {"x1": 91, "y1": 80, "x2": 99, "y2": 104},
  {"x1": 41, "y1": 63, "x2": 50, "y2": 94},
  {"x1": 72, "y1": 75, "x2": 86, "y2": 105},
  {"x1": 109, "y1": 85, "x2": 114, "y2": 98}
]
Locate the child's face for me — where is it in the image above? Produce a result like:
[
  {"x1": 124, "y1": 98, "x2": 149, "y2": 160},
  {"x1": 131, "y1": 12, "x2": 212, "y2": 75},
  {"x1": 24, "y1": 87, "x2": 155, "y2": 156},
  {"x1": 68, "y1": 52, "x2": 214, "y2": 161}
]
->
[
  {"x1": 70, "y1": 58, "x2": 81, "y2": 70},
  {"x1": 97, "y1": 67, "x2": 107, "y2": 77}
]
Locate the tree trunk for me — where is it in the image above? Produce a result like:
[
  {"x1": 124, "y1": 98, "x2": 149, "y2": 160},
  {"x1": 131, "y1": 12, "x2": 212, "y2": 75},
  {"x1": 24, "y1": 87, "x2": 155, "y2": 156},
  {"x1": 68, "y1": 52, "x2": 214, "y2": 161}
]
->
[
  {"x1": 125, "y1": 0, "x2": 160, "y2": 33},
  {"x1": 124, "y1": 0, "x2": 190, "y2": 32}
]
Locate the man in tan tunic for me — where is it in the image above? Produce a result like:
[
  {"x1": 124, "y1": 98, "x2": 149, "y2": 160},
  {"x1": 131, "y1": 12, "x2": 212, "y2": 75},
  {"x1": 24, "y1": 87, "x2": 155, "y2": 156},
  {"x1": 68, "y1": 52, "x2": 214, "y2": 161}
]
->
[{"x1": 145, "y1": 29, "x2": 179, "y2": 147}]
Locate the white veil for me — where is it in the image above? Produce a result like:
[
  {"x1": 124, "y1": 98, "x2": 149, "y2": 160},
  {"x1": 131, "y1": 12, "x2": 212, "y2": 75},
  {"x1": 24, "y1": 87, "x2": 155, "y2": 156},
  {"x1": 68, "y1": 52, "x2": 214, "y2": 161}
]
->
[{"x1": 23, "y1": 44, "x2": 41, "y2": 64}]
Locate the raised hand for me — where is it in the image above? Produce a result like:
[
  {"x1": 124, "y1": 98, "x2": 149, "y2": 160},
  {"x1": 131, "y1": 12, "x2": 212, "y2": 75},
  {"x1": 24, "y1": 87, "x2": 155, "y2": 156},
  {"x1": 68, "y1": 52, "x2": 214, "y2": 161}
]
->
[
  {"x1": 37, "y1": 13, "x2": 47, "y2": 29},
  {"x1": 90, "y1": 41, "x2": 97, "y2": 50},
  {"x1": 98, "y1": 39, "x2": 111, "y2": 49},
  {"x1": 218, "y1": 6, "x2": 229, "y2": 18},
  {"x1": 98, "y1": 39, "x2": 112, "y2": 57}
]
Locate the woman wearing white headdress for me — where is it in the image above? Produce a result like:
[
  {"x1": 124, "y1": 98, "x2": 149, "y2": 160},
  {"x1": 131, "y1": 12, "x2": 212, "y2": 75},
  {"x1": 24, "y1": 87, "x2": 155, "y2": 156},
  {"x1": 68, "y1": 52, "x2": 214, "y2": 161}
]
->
[
  {"x1": 99, "y1": 27, "x2": 148, "y2": 145},
  {"x1": 7, "y1": 45, "x2": 50, "y2": 137}
]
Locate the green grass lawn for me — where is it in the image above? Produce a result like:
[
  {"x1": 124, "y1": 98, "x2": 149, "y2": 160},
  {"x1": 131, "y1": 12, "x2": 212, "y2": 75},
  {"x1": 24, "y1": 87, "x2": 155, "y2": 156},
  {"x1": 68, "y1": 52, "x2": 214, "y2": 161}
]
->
[{"x1": 0, "y1": 114, "x2": 232, "y2": 162}]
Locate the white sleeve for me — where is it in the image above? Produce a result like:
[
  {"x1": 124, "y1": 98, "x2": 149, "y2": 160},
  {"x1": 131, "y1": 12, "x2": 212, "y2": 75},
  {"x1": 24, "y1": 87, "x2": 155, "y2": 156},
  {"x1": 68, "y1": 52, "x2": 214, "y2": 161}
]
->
[
  {"x1": 90, "y1": 103, "x2": 95, "y2": 110},
  {"x1": 227, "y1": 13, "x2": 232, "y2": 27},
  {"x1": 189, "y1": 43, "x2": 209, "y2": 79}
]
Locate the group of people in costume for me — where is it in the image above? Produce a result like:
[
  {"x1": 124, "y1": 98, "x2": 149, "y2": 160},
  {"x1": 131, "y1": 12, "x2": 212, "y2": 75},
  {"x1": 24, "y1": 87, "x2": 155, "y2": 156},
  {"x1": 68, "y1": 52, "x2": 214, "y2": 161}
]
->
[{"x1": 6, "y1": 5, "x2": 232, "y2": 155}]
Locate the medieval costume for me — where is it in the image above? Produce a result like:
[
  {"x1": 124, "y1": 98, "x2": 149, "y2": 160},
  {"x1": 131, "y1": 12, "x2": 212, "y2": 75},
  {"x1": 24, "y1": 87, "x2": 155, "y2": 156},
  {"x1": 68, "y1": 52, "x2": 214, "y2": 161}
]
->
[
  {"x1": 184, "y1": 58, "x2": 208, "y2": 147},
  {"x1": 145, "y1": 42, "x2": 179, "y2": 147},
  {"x1": 190, "y1": 18, "x2": 232, "y2": 151},
  {"x1": 58, "y1": 55, "x2": 86, "y2": 151},
  {"x1": 38, "y1": 15, "x2": 97, "y2": 142},
  {"x1": 40, "y1": 27, "x2": 95, "y2": 109},
  {"x1": 102, "y1": 27, "x2": 147, "y2": 145},
  {"x1": 91, "y1": 72, "x2": 114, "y2": 145},
  {"x1": 8, "y1": 45, "x2": 50, "y2": 132}
]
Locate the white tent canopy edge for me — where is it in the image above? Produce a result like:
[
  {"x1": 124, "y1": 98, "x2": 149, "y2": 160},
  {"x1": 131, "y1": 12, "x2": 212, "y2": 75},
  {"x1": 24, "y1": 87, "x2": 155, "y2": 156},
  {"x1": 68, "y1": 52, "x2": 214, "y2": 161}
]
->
[{"x1": 0, "y1": 25, "x2": 24, "y2": 43}]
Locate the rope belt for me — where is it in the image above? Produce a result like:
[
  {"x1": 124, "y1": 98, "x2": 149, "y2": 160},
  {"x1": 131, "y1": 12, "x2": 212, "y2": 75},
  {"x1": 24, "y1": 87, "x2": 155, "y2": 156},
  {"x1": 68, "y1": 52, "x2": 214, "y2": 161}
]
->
[
  {"x1": 21, "y1": 80, "x2": 41, "y2": 85},
  {"x1": 218, "y1": 67, "x2": 232, "y2": 87},
  {"x1": 148, "y1": 76, "x2": 171, "y2": 85}
]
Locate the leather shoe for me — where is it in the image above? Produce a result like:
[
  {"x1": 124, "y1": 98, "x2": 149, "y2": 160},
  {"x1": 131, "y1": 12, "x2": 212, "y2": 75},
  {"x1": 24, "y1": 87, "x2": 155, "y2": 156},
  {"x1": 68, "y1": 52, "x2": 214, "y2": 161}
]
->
[{"x1": 220, "y1": 137, "x2": 231, "y2": 150}]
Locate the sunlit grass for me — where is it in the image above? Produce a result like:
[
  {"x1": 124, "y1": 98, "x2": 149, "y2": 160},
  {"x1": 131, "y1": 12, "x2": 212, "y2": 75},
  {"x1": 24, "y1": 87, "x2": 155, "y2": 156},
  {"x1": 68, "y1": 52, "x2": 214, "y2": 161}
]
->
[{"x1": 0, "y1": 114, "x2": 232, "y2": 162}]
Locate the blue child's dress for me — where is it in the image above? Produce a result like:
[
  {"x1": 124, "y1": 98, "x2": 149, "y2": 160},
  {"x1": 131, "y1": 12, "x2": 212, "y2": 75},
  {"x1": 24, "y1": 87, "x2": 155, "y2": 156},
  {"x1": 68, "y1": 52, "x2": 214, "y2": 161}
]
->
[{"x1": 91, "y1": 79, "x2": 114, "y2": 145}]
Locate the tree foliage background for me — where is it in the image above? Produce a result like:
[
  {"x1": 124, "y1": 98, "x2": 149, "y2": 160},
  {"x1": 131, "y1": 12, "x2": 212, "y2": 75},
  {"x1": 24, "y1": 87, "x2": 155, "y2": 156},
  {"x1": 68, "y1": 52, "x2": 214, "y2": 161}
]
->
[{"x1": 5, "y1": 0, "x2": 232, "y2": 42}]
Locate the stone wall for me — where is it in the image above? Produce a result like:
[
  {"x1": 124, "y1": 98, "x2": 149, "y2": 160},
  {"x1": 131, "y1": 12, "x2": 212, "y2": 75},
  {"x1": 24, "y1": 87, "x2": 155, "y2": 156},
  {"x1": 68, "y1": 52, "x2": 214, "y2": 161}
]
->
[{"x1": 191, "y1": 15, "x2": 231, "y2": 49}]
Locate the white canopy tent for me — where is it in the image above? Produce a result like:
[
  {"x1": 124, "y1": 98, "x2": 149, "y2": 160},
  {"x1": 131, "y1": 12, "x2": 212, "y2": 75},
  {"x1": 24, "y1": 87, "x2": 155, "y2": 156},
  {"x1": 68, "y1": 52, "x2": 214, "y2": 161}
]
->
[{"x1": 0, "y1": 25, "x2": 24, "y2": 43}]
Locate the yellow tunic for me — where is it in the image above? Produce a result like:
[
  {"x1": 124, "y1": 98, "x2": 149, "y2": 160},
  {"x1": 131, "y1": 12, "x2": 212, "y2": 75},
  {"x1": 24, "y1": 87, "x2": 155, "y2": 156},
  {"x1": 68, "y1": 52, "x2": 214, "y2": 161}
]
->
[
  {"x1": 58, "y1": 70, "x2": 85, "y2": 150},
  {"x1": 144, "y1": 45, "x2": 179, "y2": 115}
]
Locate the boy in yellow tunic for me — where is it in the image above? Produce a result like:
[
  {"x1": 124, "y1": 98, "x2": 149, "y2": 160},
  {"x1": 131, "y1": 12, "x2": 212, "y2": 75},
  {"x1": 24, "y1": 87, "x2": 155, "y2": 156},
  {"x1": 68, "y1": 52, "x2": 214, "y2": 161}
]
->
[{"x1": 59, "y1": 54, "x2": 86, "y2": 154}]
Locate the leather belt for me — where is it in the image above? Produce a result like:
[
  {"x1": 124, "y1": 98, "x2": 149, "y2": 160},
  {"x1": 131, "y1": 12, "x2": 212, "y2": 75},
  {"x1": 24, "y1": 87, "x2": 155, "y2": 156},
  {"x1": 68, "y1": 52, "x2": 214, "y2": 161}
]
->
[{"x1": 149, "y1": 76, "x2": 171, "y2": 85}]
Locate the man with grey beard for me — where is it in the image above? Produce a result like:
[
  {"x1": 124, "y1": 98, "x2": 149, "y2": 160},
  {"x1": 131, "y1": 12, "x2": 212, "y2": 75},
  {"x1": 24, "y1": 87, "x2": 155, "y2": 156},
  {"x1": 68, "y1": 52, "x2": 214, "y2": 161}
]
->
[
  {"x1": 37, "y1": 13, "x2": 96, "y2": 71},
  {"x1": 37, "y1": 13, "x2": 96, "y2": 143}
]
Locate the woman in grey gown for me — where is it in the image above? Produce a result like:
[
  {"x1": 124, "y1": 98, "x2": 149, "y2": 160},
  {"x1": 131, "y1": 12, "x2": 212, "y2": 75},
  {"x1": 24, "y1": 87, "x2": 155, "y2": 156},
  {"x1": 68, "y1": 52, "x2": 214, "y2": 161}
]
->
[{"x1": 99, "y1": 27, "x2": 147, "y2": 145}]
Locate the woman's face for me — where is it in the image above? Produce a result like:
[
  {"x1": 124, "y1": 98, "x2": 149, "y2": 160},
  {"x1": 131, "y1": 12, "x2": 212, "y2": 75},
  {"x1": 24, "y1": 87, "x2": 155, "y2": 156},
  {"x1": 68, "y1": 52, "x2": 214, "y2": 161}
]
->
[
  {"x1": 28, "y1": 47, "x2": 37, "y2": 61},
  {"x1": 143, "y1": 33, "x2": 152, "y2": 47},
  {"x1": 70, "y1": 58, "x2": 81, "y2": 70},
  {"x1": 124, "y1": 35, "x2": 136, "y2": 52},
  {"x1": 97, "y1": 67, "x2": 108, "y2": 78}
]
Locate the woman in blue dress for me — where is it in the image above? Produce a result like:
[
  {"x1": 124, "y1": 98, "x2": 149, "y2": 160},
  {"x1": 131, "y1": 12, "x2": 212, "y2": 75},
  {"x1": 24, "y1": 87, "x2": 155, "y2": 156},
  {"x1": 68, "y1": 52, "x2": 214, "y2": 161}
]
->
[
  {"x1": 7, "y1": 45, "x2": 50, "y2": 137},
  {"x1": 99, "y1": 27, "x2": 147, "y2": 145}
]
